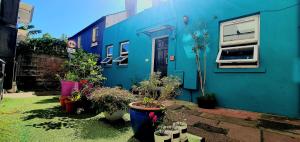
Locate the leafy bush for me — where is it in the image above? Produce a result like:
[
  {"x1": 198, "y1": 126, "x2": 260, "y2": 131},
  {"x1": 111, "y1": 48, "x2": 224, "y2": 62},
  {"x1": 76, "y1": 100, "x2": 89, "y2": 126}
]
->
[
  {"x1": 59, "y1": 49, "x2": 106, "y2": 85},
  {"x1": 89, "y1": 87, "x2": 135, "y2": 114},
  {"x1": 16, "y1": 34, "x2": 68, "y2": 58},
  {"x1": 133, "y1": 72, "x2": 181, "y2": 107}
]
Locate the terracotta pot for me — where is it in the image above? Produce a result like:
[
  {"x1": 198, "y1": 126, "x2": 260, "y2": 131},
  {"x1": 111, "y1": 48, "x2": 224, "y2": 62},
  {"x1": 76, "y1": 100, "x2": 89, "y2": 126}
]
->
[
  {"x1": 59, "y1": 96, "x2": 68, "y2": 108},
  {"x1": 65, "y1": 99, "x2": 74, "y2": 113},
  {"x1": 173, "y1": 122, "x2": 188, "y2": 142},
  {"x1": 129, "y1": 102, "x2": 165, "y2": 142},
  {"x1": 154, "y1": 131, "x2": 171, "y2": 142}
]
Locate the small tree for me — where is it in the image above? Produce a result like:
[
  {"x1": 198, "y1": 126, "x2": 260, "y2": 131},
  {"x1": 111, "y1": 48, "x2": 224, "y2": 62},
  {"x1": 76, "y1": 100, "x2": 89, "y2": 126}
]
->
[{"x1": 189, "y1": 23, "x2": 209, "y2": 96}]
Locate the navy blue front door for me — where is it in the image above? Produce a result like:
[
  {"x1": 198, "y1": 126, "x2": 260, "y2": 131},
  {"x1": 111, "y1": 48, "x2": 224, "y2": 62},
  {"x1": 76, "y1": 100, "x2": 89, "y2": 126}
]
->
[{"x1": 154, "y1": 37, "x2": 168, "y2": 77}]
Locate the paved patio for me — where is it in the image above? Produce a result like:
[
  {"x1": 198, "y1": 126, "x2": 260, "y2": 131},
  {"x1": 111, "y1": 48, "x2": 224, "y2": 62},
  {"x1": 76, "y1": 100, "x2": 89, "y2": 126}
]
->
[{"x1": 164, "y1": 100, "x2": 300, "y2": 142}]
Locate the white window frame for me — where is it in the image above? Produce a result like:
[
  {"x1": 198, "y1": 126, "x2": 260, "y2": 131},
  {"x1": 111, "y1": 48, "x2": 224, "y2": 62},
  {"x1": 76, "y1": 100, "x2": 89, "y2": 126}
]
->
[
  {"x1": 216, "y1": 45, "x2": 258, "y2": 64},
  {"x1": 101, "y1": 45, "x2": 113, "y2": 65},
  {"x1": 217, "y1": 15, "x2": 260, "y2": 68},
  {"x1": 220, "y1": 15, "x2": 260, "y2": 46},
  {"x1": 91, "y1": 27, "x2": 99, "y2": 47},
  {"x1": 114, "y1": 41, "x2": 129, "y2": 66},
  {"x1": 77, "y1": 36, "x2": 81, "y2": 48}
]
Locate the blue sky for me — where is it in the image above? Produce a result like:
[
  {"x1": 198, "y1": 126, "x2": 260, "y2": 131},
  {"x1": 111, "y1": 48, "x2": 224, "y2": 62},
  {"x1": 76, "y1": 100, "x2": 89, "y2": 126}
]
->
[{"x1": 21, "y1": 0, "x2": 152, "y2": 38}]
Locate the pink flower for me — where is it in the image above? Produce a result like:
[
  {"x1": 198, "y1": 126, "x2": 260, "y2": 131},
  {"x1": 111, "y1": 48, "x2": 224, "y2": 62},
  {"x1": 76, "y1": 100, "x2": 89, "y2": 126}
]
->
[
  {"x1": 149, "y1": 112, "x2": 155, "y2": 119},
  {"x1": 152, "y1": 115, "x2": 158, "y2": 123}
]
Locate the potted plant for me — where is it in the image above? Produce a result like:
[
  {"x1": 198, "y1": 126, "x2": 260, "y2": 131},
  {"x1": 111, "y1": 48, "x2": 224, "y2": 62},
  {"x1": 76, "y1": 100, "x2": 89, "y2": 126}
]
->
[
  {"x1": 65, "y1": 88, "x2": 82, "y2": 113},
  {"x1": 129, "y1": 72, "x2": 181, "y2": 141},
  {"x1": 57, "y1": 49, "x2": 106, "y2": 97},
  {"x1": 164, "y1": 126, "x2": 180, "y2": 142},
  {"x1": 197, "y1": 93, "x2": 217, "y2": 109},
  {"x1": 89, "y1": 87, "x2": 135, "y2": 121},
  {"x1": 154, "y1": 127, "x2": 171, "y2": 142},
  {"x1": 173, "y1": 122, "x2": 188, "y2": 142},
  {"x1": 188, "y1": 22, "x2": 217, "y2": 109}
]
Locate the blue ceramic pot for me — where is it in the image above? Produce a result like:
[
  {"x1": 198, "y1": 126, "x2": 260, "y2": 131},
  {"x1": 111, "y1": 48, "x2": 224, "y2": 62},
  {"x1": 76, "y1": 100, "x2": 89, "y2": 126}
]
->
[{"x1": 129, "y1": 102, "x2": 165, "y2": 142}]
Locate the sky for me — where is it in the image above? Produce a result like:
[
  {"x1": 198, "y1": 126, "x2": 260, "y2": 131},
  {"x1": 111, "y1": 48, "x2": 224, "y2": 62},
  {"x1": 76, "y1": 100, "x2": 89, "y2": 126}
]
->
[{"x1": 21, "y1": 0, "x2": 152, "y2": 38}]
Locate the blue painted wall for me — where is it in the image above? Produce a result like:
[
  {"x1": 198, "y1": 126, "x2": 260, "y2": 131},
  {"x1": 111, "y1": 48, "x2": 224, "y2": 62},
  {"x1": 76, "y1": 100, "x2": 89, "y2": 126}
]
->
[
  {"x1": 69, "y1": 17, "x2": 106, "y2": 55},
  {"x1": 102, "y1": 0, "x2": 300, "y2": 118}
]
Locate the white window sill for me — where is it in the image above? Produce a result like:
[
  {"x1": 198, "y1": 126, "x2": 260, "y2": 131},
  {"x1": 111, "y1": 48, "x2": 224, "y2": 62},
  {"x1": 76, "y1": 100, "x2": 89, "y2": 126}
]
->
[{"x1": 91, "y1": 42, "x2": 98, "y2": 47}]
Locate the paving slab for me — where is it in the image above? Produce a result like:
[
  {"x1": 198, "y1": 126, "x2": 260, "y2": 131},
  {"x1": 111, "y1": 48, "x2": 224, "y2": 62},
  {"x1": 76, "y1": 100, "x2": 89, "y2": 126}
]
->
[
  {"x1": 219, "y1": 122, "x2": 260, "y2": 142},
  {"x1": 263, "y1": 130, "x2": 300, "y2": 142}
]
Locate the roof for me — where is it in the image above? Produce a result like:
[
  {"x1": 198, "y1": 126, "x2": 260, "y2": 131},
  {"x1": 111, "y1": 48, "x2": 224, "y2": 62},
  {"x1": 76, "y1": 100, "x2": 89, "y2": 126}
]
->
[{"x1": 68, "y1": 11, "x2": 127, "y2": 40}]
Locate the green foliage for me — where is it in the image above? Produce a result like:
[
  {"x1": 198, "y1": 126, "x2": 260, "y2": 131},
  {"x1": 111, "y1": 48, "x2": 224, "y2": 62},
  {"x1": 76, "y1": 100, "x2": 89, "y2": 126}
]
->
[
  {"x1": 89, "y1": 87, "x2": 135, "y2": 114},
  {"x1": 64, "y1": 71, "x2": 79, "y2": 82},
  {"x1": 134, "y1": 72, "x2": 181, "y2": 107},
  {"x1": 189, "y1": 22, "x2": 210, "y2": 96},
  {"x1": 18, "y1": 24, "x2": 42, "y2": 37},
  {"x1": 16, "y1": 33, "x2": 68, "y2": 57},
  {"x1": 70, "y1": 89, "x2": 82, "y2": 102},
  {"x1": 64, "y1": 49, "x2": 106, "y2": 85}
]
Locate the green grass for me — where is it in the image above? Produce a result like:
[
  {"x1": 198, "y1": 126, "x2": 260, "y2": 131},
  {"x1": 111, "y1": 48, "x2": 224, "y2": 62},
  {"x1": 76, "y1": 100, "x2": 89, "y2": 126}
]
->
[{"x1": 0, "y1": 96, "x2": 201, "y2": 142}]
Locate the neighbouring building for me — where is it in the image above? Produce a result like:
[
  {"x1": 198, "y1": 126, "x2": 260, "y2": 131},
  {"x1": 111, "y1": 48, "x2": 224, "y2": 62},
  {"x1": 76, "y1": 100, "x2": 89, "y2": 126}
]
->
[
  {"x1": 17, "y1": 2, "x2": 34, "y2": 42},
  {"x1": 68, "y1": 0, "x2": 139, "y2": 57},
  {"x1": 101, "y1": 0, "x2": 300, "y2": 118},
  {"x1": 0, "y1": 0, "x2": 20, "y2": 89}
]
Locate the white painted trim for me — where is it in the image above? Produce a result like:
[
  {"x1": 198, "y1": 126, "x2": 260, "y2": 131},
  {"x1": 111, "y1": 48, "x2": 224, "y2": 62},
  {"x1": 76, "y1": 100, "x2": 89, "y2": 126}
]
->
[
  {"x1": 220, "y1": 15, "x2": 260, "y2": 46},
  {"x1": 106, "y1": 45, "x2": 113, "y2": 57},
  {"x1": 77, "y1": 36, "x2": 81, "y2": 48},
  {"x1": 151, "y1": 35, "x2": 169, "y2": 74},
  {"x1": 217, "y1": 14, "x2": 261, "y2": 69},
  {"x1": 120, "y1": 41, "x2": 129, "y2": 55},
  {"x1": 216, "y1": 45, "x2": 258, "y2": 63}
]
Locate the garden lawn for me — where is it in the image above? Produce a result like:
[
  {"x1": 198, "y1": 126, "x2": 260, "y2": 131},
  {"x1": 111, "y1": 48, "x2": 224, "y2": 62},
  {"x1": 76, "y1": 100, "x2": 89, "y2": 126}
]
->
[{"x1": 0, "y1": 95, "x2": 201, "y2": 142}]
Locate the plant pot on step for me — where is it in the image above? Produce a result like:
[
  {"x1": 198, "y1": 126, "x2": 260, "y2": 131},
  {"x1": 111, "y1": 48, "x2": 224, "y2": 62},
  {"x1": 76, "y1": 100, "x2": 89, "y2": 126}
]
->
[
  {"x1": 154, "y1": 131, "x2": 171, "y2": 142},
  {"x1": 103, "y1": 110, "x2": 126, "y2": 121},
  {"x1": 173, "y1": 122, "x2": 188, "y2": 142},
  {"x1": 197, "y1": 94, "x2": 217, "y2": 109},
  {"x1": 65, "y1": 99, "x2": 74, "y2": 113},
  {"x1": 129, "y1": 102, "x2": 165, "y2": 142}
]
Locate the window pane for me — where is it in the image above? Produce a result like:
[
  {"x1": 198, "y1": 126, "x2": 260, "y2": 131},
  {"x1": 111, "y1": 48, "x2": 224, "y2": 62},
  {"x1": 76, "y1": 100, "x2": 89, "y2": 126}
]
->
[
  {"x1": 122, "y1": 42, "x2": 129, "y2": 53},
  {"x1": 220, "y1": 47, "x2": 254, "y2": 60},
  {"x1": 223, "y1": 20, "x2": 255, "y2": 42},
  {"x1": 107, "y1": 46, "x2": 113, "y2": 55}
]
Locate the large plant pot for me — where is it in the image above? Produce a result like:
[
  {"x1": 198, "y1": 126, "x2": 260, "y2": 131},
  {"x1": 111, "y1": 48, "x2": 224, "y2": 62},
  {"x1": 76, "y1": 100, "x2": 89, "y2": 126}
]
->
[
  {"x1": 65, "y1": 100, "x2": 74, "y2": 113},
  {"x1": 103, "y1": 110, "x2": 126, "y2": 121},
  {"x1": 61, "y1": 80, "x2": 82, "y2": 97},
  {"x1": 173, "y1": 122, "x2": 188, "y2": 142},
  {"x1": 129, "y1": 102, "x2": 165, "y2": 142},
  {"x1": 154, "y1": 131, "x2": 171, "y2": 142},
  {"x1": 197, "y1": 96, "x2": 217, "y2": 109},
  {"x1": 59, "y1": 96, "x2": 68, "y2": 108}
]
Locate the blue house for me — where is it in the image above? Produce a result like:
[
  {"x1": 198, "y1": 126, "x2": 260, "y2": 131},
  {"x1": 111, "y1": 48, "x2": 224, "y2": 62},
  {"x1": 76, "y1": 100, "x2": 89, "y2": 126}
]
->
[
  {"x1": 68, "y1": 0, "x2": 138, "y2": 57},
  {"x1": 69, "y1": 17, "x2": 106, "y2": 55},
  {"x1": 101, "y1": 0, "x2": 300, "y2": 118}
]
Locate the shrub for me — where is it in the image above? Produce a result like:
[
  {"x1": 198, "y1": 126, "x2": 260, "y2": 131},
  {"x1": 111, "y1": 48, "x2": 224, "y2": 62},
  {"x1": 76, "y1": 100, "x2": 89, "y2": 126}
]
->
[
  {"x1": 133, "y1": 72, "x2": 181, "y2": 107},
  {"x1": 89, "y1": 87, "x2": 135, "y2": 114}
]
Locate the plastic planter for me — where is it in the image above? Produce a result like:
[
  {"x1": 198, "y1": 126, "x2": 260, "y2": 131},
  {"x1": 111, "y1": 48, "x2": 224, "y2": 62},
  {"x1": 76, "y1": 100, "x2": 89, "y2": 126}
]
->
[
  {"x1": 173, "y1": 122, "x2": 188, "y2": 142},
  {"x1": 61, "y1": 80, "x2": 82, "y2": 97},
  {"x1": 154, "y1": 131, "x2": 171, "y2": 142},
  {"x1": 65, "y1": 99, "x2": 74, "y2": 113}
]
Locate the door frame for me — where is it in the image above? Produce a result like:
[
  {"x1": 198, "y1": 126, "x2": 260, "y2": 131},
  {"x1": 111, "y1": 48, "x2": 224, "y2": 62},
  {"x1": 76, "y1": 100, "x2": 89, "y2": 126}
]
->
[{"x1": 151, "y1": 35, "x2": 169, "y2": 74}]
